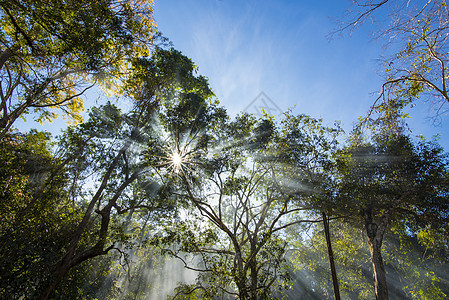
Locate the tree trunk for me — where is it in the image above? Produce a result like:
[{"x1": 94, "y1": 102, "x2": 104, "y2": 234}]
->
[
  {"x1": 236, "y1": 276, "x2": 249, "y2": 300},
  {"x1": 37, "y1": 145, "x2": 138, "y2": 299},
  {"x1": 250, "y1": 259, "x2": 258, "y2": 299},
  {"x1": 368, "y1": 238, "x2": 388, "y2": 300},
  {"x1": 37, "y1": 260, "x2": 71, "y2": 300},
  {"x1": 322, "y1": 211, "x2": 341, "y2": 300},
  {"x1": 233, "y1": 247, "x2": 249, "y2": 300},
  {"x1": 364, "y1": 210, "x2": 390, "y2": 300}
]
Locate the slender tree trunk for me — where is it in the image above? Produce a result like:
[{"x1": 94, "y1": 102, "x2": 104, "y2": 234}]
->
[
  {"x1": 364, "y1": 210, "x2": 390, "y2": 300},
  {"x1": 236, "y1": 277, "x2": 249, "y2": 300},
  {"x1": 250, "y1": 260, "x2": 258, "y2": 299},
  {"x1": 322, "y1": 211, "x2": 341, "y2": 300},
  {"x1": 37, "y1": 144, "x2": 138, "y2": 300},
  {"x1": 368, "y1": 238, "x2": 388, "y2": 300}
]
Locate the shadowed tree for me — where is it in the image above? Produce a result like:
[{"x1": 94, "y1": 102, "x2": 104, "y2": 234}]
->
[
  {"x1": 0, "y1": 130, "x2": 81, "y2": 299},
  {"x1": 333, "y1": 130, "x2": 449, "y2": 300}
]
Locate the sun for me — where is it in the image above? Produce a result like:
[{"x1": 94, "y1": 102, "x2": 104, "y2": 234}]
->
[
  {"x1": 154, "y1": 144, "x2": 196, "y2": 176},
  {"x1": 171, "y1": 150, "x2": 183, "y2": 173}
]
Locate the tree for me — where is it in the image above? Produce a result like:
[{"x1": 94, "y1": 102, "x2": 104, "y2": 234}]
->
[
  {"x1": 275, "y1": 113, "x2": 344, "y2": 300},
  {"x1": 0, "y1": 45, "x2": 223, "y2": 299},
  {"x1": 149, "y1": 112, "x2": 343, "y2": 299},
  {"x1": 149, "y1": 114, "x2": 284, "y2": 299},
  {"x1": 29, "y1": 47, "x2": 221, "y2": 299},
  {"x1": 291, "y1": 217, "x2": 449, "y2": 299},
  {"x1": 149, "y1": 114, "x2": 289, "y2": 299},
  {"x1": 0, "y1": 130, "x2": 84, "y2": 299},
  {"x1": 333, "y1": 130, "x2": 449, "y2": 300},
  {"x1": 0, "y1": 0, "x2": 155, "y2": 138},
  {"x1": 335, "y1": 0, "x2": 449, "y2": 120},
  {"x1": 289, "y1": 220, "x2": 375, "y2": 300}
]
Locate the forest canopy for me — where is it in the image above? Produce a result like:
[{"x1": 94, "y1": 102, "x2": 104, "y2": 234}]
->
[{"x1": 0, "y1": 1, "x2": 448, "y2": 300}]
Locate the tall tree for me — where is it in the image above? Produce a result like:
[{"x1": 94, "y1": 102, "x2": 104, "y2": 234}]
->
[
  {"x1": 149, "y1": 115, "x2": 283, "y2": 299},
  {"x1": 276, "y1": 113, "x2": 343, "y2": 300},
  {"x1": 0, "y1": 0, "x2": 155, "y2": 138},
  {"x1": 335, "y1": 0, "x2": 449, "y2": 120},
  {"x1": 0, "y1": 130, "x2": 83, "y2": 299},
  {"x1": 30, "y1": 48, "x2": 220, "y2": 299},
  {"x1": 333, "y1": 131, "x2": 449, "y2": 300},
  {"x1": 150, "y1": 112, "x2": 343, "y2": 299}
]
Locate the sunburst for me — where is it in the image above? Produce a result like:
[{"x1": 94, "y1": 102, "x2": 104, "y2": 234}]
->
[
  {"x1": 169, "y1": 149, "x2": 184, "y2": 174},
  {"x1": 155, "y1": 146, "x2": 196, "y2": 176}
]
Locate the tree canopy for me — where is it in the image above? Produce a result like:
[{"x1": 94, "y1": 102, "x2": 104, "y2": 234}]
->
[
  {"x1": 0, "y1": 0, "x2": 155, "y2": 138},
  {"x1": 1, "y1": 1, "x2": 449, "y2": 300},
  {"x1": 335, "y1": 0, "x2": 449, "y2": 122}
]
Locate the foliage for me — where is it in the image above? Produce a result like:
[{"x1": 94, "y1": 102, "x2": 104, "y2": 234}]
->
[
  {"x1": 148, "y1": 111, "x2": 344, "y2": 299},
  {"x1": 2, "y1": 3, "x2": 449, "y2": 297},
  {"x1": 12, "y1": 46, "x2": 221, "y2": 299},
  {"x1": 290, "y1": 221, "x2": 374, "y2": 300},
  {"x1": 291, "y1": 218, "x2": 449, "y2": 300},
  {"x1": 331, "y1": 123, "x2": 449, "y2": 299},
  {"x1": 0, "y1": 131, "x2": 83, "y2": 299},
  {"x1": 335, "y1": 132, "x2": 449, "y2": 228},
  {"x1": 0, "y1": 0, "x2": 156, "y2": 138},
  {"x1": 336, "y1": 0, "x2": 449, "y2": 121}
]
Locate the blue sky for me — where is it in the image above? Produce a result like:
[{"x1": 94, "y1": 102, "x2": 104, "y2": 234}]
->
[{"x1": 153, "y1": 0, "x2": 449, "y2": 149}]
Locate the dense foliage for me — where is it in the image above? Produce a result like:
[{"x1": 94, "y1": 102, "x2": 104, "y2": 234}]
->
[{"x1": 0, "y1": 1, "x2": 448, "y2": 300}]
